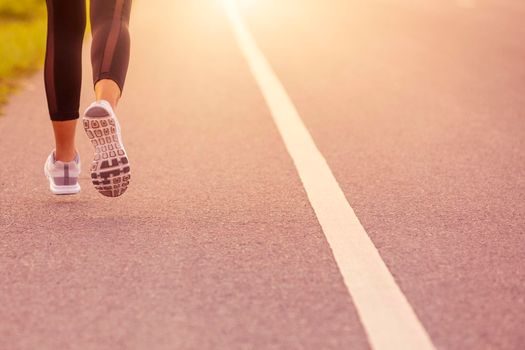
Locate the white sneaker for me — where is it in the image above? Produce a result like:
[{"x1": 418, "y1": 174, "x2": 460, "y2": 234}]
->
[
  {"x1": 44, "y1": 151, "x2": 81, "y2": 195},
  {"x1": 83, "y1": 100, "x2": 131, "y2": 197}
]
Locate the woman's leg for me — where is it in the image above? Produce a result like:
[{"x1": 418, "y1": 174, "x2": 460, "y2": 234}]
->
[
  {"x1": 82, "y1": 0, "x2": 132, "y2": 197},
  {"x1": 52, "y1": 121, "x2": 78, "y2": 161},
  {"x1": 44, "y1": 0, "x2": 86, "y2": 162},
  {"x1": 90, "y1": 0, "x2": 132, "y2": 110}
]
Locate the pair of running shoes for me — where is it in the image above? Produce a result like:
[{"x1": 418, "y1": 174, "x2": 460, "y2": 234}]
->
[{"x1": 44, "y1": 100, "x2": 130, "y2": 197}]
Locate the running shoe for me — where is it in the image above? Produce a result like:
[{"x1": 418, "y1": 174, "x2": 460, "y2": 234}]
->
[
  {"x1": 83, "y1": 100, "x2": 131, "y2": 197},
  {"x1": 44, "y1": 151, "x2": 81, "y2": 195}
]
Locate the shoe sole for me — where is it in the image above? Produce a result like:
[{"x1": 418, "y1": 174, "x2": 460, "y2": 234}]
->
[
  {"x1": 49, "y1": 182, "x2": 81, "y2": 195},
  {"x1": 83, "y1": 107, "x2": 130, "y2": 197}
]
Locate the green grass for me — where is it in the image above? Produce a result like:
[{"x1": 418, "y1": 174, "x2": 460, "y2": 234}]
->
[{"x1": 0, "y1": 0, "x2": 46, "y2": 113}]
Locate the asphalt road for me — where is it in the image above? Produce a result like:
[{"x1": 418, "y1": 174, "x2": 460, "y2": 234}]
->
[{"x1": 1, "y1": 0, "x2": 524, "y2": 349}]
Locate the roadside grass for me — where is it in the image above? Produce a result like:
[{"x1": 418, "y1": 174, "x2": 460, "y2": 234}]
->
[{"x1": 0, "y1": 0, "x2": 46, "y2": 113}]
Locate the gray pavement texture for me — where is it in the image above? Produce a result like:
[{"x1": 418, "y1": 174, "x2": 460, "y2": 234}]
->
[{"x1": 1, "y1": 0, "x2": 524, "y2": 349}]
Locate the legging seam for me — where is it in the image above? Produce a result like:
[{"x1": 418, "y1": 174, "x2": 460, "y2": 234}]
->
[
  {"x1": 97, "y1": 7, "x2": 111, "y2": 78},
  {"x1": 100, "y1": 0, "x2": 125, "y2": 75}
]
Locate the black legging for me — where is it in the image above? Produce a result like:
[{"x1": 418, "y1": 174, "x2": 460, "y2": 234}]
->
[{"x1": 45, "y1": 0, "x2": 132, "y2": 121}]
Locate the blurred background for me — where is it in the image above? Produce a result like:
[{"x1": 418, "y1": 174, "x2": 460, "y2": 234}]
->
[{"x1": 0, "y1": 0, "x2": 46, "y2": 110}]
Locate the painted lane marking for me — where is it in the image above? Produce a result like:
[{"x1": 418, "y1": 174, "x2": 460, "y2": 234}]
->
[{"x1": 223, "y1": 1, "x2": 437, "y2": 349}]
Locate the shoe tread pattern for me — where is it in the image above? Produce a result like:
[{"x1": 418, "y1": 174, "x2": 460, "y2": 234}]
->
[{"x1": 83, "y1": 116, "x2": 130, "y2": 197}]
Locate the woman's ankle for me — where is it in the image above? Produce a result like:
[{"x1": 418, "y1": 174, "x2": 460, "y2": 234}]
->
[
  {"x1": 52, "y1": 120, "x2": 78, "y2": 162},
  {"x1": 54, "y1": 148, "x2": 77, "y2": 162},
  {"x1": 95, "y1": 79, "x2": 121, "y2": 111}
]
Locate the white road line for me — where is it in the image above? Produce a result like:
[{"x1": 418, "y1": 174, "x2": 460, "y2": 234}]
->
[{"x1": 222, "y1": 2, "x2": 437, "y2": 349}]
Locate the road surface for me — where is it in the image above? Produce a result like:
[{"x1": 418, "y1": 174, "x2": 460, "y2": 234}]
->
[{"x1": 1, "y1": 0, "x2": 524, "y2": 349}]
